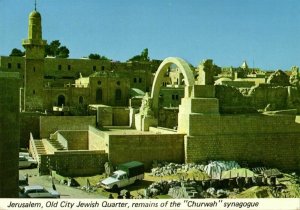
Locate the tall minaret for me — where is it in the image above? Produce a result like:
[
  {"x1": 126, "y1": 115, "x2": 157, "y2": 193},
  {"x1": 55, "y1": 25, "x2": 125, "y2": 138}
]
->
[{"x1": 22, "y1": 5, "x2": 47, "y2": 111}]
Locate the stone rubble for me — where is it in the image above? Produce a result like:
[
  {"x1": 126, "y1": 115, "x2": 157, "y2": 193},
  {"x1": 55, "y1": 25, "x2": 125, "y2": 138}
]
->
[
  {"x1": 146, "y1": 161, "x2": 293, "y2": 199},
  {"x1": 151, "y1": 162, "x2": 206, "y2": 176},
  {"x1": 204, "y1": 161, "x2": 240, "y2": 179},
  {"x1": 151, "y1": 161, "x2": 240, "y2": 178}
]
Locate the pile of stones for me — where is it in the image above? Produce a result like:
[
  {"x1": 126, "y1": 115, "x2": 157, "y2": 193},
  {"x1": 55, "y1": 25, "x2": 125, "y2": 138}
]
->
[
  {"x1": 145, "y1": 180, "x2": 180, "y2": 197},
  {"x1": 151, "y1": 161, "x2": 240, "y2": 178},
  {"x1": 204, "y1": 161, "x2": 240, "y2": 179},
  {"x1": 151, "y1": 162, "x2": 206, "y2": 177},
  {"x1": 168, "y1": 181, "x2": 199, "y2": 198}
]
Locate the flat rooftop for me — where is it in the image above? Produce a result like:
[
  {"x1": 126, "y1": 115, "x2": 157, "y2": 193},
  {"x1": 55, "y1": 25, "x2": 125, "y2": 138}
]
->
[{"x1": 99, "y1": 126, "x2": 179, "y2": 135}]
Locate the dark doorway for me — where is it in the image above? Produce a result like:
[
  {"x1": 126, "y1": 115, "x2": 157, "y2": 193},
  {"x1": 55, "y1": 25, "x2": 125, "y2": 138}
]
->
[
  {"x1": 96, "y1": 88, "x2": 102, "y2": 103},
  {"x1": 58, "y1": 95, "x2": 65, "y2": 106},
  {"x1": 79, "y1": 96, "x2": 84, "y2": 104},
  {"x1": 115, "y1": 89, "x2": 122, "y2": 101}
]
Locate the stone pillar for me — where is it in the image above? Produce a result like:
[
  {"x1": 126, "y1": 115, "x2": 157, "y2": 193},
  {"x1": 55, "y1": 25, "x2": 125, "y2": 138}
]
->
[
  {"x1": 178, "y1": 85, "x2": 219, "y2": 135},
  {"x1": 134, "y1": 93, "x2": 158, "y2": 131},
  {"x1": 178, "y1": 85, "x2": 221, "y2": 164},
  {"x1": 129, "y1": 107, "x2": 138, "y2": 128}
]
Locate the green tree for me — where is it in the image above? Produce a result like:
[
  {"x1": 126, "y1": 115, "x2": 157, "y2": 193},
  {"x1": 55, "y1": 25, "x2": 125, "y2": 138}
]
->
[
  {"x1": 9, "y1": 48, "x2": 25, "y2": 57},
  {"x1": 128, "y1": 48, "x2": 150, "y2": 62},
  {"x1": 88, "y1": 53, "x2": 110, "y2": 60},
  {"x1": 45, "y1": 40, "x2": 69, "y2": 58},
  {"x1": 57, "y1": 46, "x2": 70, "y2": 58}
]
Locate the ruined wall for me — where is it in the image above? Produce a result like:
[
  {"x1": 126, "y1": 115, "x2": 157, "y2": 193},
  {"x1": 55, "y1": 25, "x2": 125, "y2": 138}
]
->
[
  {"x1": 39, "y1": 150, "x2": 108, "y2": 176},
  {"x1": 40, "y1": 116, "x2": 95, "y2": 138},
  {"x1": 185, "y1": 114, "x2": 300, "y2": 171},
  {"x1": 0, "y1": 72, "x2": 20, "y2": 198},
  {"x1": 215, "y1": 85, "x2": 253, "y2": 114},
  {"x1": 249, "y1": 84, "x2": 288, "y2": 110},
  {"x1": 158, "y1": 108, "x2": 179, "y2": 129},
  {"x1": 96, "y1": 105, "x2": 113, "y2": 126},
  {"x1": 222, "y1": 80, "x2": 255, "y2": 88},
  {"x1": 58, "y1": 131, "x2": 88, "y2": 150},
  {"x1": 112, "y1": 107, "x2": 130, "y2": 126},
  {"x1": 108, "y1": 134, "x2": 185, "y2": 169},
  {"x1": 215, "y1": 84, "x2": 289, "y2": 113}
]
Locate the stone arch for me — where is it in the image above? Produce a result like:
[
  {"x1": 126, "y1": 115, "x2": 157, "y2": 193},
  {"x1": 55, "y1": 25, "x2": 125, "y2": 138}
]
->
[{"x1": 150, "y1": 57, "x2": 195, "y2": 114}]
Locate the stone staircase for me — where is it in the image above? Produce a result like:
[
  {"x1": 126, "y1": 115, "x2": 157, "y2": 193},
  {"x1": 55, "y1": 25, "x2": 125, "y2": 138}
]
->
[
  {"x1": 47, "y1": 138, "x2": 66, "y2": 150},
  {"x1": 30, "y1": 140, "x2": 47, "y2": 164}
]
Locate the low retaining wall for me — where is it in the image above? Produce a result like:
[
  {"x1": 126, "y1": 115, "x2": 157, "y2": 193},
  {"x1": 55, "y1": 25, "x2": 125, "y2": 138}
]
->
[{"x1": 40, "y1": 150, "x2": 108, "y2": 176}]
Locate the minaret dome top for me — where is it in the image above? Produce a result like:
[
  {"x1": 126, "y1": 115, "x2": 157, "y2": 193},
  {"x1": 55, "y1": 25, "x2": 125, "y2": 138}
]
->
[{"x1": 29, "y1": 10, "x2": 41, "y2": 19}]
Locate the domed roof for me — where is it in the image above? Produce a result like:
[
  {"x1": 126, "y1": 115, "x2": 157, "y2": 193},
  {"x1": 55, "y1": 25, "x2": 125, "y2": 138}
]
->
[{"x1": 29, "y1": 10, "x2": 41, "y2": 18}]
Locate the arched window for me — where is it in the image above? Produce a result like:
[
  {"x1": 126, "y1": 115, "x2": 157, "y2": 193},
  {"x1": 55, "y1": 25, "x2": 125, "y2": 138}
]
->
[
  {"x1": 79, "y1": 96, "x2": 84, "y2": 104},
  {"x1": 96, "y1": 88, "x2": 102, "y2": 103},
  {"x1": 115, "y1": 89, "x2": 122, "y2": 101},
  {"x1": 58, "y1": 95, "x2": 65, "y2": 106}
]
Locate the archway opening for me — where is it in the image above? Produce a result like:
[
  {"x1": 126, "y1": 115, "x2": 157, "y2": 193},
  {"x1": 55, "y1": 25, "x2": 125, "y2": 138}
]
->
[
  {"x1": 79, "y1": 96, "x2": 84, "y2": 104},
  {"x1": 96, "y1": 88, "x2": 102, "y2": 103},
  {"x1": 115, "y1": 89, "x2": 122, "y2": 101},
  {"x1": 57, "y1": 95, "x2": 65, "y2": 106},
  {"x1": 150, "y1": 57, "x2": 195, "y2": 117}
]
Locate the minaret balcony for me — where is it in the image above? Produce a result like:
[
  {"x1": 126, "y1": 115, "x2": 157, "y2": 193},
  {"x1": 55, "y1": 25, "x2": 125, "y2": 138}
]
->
[{"x1": 22, "y1": 39, "x2": 47, "y2": 46}]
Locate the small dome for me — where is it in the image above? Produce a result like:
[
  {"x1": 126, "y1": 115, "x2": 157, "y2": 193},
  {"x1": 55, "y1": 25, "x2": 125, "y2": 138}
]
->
[{"x1": 29, "y1": 10, "x2": 41, "y2": 18}]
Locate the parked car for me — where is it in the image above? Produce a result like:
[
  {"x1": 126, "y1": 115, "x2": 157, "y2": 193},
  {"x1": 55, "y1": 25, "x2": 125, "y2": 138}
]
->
[
  {"x1": 19, "y1": 185, "x2": 60, "y2": 198},
  {"x1": 19, "y1": 156, "x2": 38, "y2": 169},
  {"x1": 101, "y1": 161, "x2": 144, "y2": 190},
  {"x1": 19, "y1": 175, "x2": 28, "y2": 187}
]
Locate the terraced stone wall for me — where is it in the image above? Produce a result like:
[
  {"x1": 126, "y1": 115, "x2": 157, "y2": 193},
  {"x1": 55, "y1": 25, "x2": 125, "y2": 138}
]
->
[{"x1": 185, "y1": 114, "x2": 300, "y2": 171}]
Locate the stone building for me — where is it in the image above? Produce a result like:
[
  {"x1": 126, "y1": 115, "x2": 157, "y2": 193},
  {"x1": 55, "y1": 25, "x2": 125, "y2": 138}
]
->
[
  {"x1": 29, "y1": 57, "x2": 300, "y2": 177},
  {"x1": 0, "y1": 9, "x2": 160, "y2": 113},
  {"x1": 0, "y1": 72, "x2": 20, "y2": 197}
]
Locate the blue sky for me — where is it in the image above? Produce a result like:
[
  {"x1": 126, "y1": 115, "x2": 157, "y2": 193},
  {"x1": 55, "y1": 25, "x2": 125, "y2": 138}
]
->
[{"x1": 0, "y1": 0, "x2": 300, "y2": 70}]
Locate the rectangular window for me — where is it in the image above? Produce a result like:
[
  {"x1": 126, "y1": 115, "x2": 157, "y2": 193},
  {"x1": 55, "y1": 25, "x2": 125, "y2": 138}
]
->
[
  {"x1": 139, "y1": 78, "x2": 142, "y2": 83},
  {"x1": 8, "y1": 63, "x2": 12, "y2": 69},
  {"x1": 68, "y1": 65, "x2": 71, "y2": 70},
  {"x1": 17, "y1": 63, "x2": 21, "y2": 69},
  {"x1": 101, "y1": 66, "x2": 105, "y2": 70},
  {"x1": 93, "y1": 66, "x2": 96, "y2": 71},
  {"x1": 58, "y1": 65, "x2": 62, "y2": 70}
]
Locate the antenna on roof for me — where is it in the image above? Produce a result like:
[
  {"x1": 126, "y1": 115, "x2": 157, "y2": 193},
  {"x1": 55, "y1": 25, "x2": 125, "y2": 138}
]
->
[{"x1": 34, "y1": 0, "x2": 37, "y2": 11}]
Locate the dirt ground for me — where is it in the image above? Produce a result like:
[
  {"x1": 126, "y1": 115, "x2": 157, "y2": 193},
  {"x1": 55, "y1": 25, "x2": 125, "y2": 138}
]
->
[
  {"x1": 19, "y1": 168, "x2": 105, "y2": 198},
  {"x1": 20, "y1": 168, "x2": 299, "y2": 199}
]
